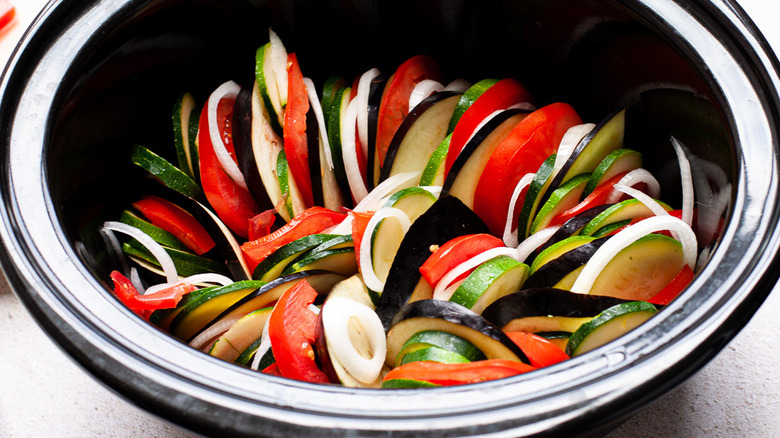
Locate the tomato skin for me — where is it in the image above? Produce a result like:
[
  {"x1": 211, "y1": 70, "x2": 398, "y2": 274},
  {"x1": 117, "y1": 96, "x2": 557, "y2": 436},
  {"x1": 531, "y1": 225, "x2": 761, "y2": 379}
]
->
[
  {"x1": 647, "y1": 264, "x2": 694, "y2": 305},
  {"x1": 283, "y1": 53, "x2": 314, "y2": 207},
  {"x1": 382, "y1": 359, "x2": 535, "y2": 386},
  {"x1": 132, "y1": 195, "x2": 216, "y2": 255},
  {"x1": 419, "y1": 234, "x2": 505, "y2": 288},
  {"x1": 375, "y1": 55, "x2": 443, "y2": 166},
  {"x1": 198, "y1": 92, "x2": 260, "y2": 239},
  {"x1": 505, "y1": 332, "x2": 569, "y2": 368},
  {"x1": 444, "y1": 78, "x2": 535, "y2": 176},
  {"x1": 268, "y1": 280, "x2": 330, "y2": 383},
  {"x1": 473, "y1": 103, "x2": 581, "y2": 236},
  {"x1": 241, "y1": 207, "x2": 347, "y2": 272},
  {"x1": 109, "y1": 271, "x2": 196, "y2": 314}
]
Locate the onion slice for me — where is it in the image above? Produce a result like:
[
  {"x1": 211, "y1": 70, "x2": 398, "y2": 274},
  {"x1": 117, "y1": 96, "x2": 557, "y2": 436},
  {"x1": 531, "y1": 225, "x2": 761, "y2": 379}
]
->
[
  {"x1": 613, "y1": 183, "x2": 669, "y2": 217},
  {"x1": 183, "y1": 273, "x2": 234, "y2": 287},
  {"x1": 503, "y1": 172, "x2": 536, "y2": 247},
  {"x1": 444, "y1": 78, "x2": 471, "y2": 93},
  {"x1": 670, "y1": 136, "x2": 695, "y2": 227},
  {"x1": 207, "y1": 81, "x2": 248, "y2": 190},
  {"x1": 409, "y1": 79, "x2": 444, "y2": 111},
  {"x1": 606, "y1": 168, "x2": 661, "y2": 203},
  {"x1": 432, "y1": 246, "x2": 520, "y2": 301},
  {"x1": 341, "y1": 98, "x2": 369, "y2": 202},
  {"x1": 250, "y1": 316, "x2": 273, "y2": 371},
  {"x1": 303, "y1": 77, "x2": 334, "y2": 170},
  {"x1": 359, "y1": 207, "x2": 412, "y2": 292},
  {"x1": 101, "y1": 221, "x2": 178, "y2": 286},
  {"x1": 514, "y1": 225, "x2": 561, "y2": 262},
  {"x1": 322, "y1": 297, "x2": 386, "y2": 384},
  {"x1": 553, "y1": 123, "x2": 595, "y2": 176},
  {"x1": 356, "y1": 68, "x2": 381, "y2": 157},
  {"x1": 569, "y1": 215, "x2": 697, "y2": 295}
]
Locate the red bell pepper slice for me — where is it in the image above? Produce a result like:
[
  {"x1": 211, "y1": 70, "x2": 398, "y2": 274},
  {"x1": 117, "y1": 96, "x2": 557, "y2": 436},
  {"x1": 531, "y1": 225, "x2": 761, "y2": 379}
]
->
[
  {"x1": 647, "y1": 264, "x2": 694, "y2": 305},
  {"x1": 109, "y1": 271, "x2": 196, "y2": 315},
  {"x1": 0, "y1": 0, "x2": 15, "y2": 35},
  {"x1": 547, "y1": 171, "x2": 630, "y2": 227},
  {"x1": 241, "y1": 206, "x2": 347, "y2": 272},
  {"x1": 283, "y1": 53, "x2": 314, "y2": 207},
  {"x1": 198, "y1": 88, "x2": 260, "y2": 238},
  {"x1": 267, "y1": 280, "x2": 330, "y2": 383},
  {"x1": 419, "y1": 233, "x2": 505, "y2": 288},
  {"x1": 350, "y1": 210, "x2": 375, "y2": 266},
  {"x1": 473, "y1": 102, "x2": 581, "y2": 235},
  {"x1": 262, "y1": 363, "x2": 283, "y2": 376},
  {"x1": 131, "y1": 195, "x2": 216, "y2": 255},
  {"x1": 382, "y1": 359, "x2": 535, "y2": 386},
  {"x1": 444, "y1": 78, "x2": 535, "y2": 176},
  {"x1": 504, "y1": 331, "x2": 569, "y2": 368},
  {"x1": 375, "y1": 55, "x2": 443, "y2": 166},
  {"x1": 248, "y1": 208, "x2": 278, "y2": 241}
]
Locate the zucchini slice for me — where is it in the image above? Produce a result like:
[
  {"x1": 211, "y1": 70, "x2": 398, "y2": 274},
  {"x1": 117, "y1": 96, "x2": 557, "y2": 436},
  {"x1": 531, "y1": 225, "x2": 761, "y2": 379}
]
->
[
  {"x1": 208, "y1": 307, "x2": 273, "y2": 362},
  {"x1": 130, "y1": 144, "x2": 205, "y2": 202},
  {"x1": 395, "y1": 330, "x2": 486, "y2": 367},
  {"x1": 252, "y1": 234, "x2": 341, "y2": 281},
  {"x1": 449, "y1": 255, "x2": 530, "y2": 314},
  {"x1": 580, "y1": 198, "x2": 671, "y2": 236},
  {"x1": 566, "y1": 301, "x2": 658, "y2": 356}
]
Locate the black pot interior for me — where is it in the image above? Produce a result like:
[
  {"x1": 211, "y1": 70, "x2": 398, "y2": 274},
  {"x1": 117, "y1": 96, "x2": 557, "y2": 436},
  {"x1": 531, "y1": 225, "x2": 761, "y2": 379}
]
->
[{"x1": 49, "y1": 0, "x2": 732, "y2": 291}]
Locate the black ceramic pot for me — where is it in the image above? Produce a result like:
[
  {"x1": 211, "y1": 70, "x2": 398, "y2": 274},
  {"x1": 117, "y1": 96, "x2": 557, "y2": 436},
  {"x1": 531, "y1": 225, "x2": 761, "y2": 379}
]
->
[{"x1": 1, "y1": 0, "x2": 779, "y2": 436}]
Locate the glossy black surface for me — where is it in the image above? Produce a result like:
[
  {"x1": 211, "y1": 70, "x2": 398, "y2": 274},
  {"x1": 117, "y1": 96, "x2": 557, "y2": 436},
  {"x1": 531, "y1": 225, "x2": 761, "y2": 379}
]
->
[{"x1": 1, "y1": 0, "x2": 779, "y2": 436}]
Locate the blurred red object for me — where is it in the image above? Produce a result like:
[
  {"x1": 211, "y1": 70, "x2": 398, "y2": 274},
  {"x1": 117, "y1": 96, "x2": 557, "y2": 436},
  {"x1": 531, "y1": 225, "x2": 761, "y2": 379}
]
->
[{"x1": 0, "y1": 0, "x2": 15, "y2": 35}]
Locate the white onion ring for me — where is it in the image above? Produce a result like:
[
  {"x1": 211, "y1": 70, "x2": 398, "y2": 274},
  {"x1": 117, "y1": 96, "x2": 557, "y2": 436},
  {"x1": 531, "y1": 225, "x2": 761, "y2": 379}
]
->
[
  {"x1": 514, "y1": 225, "x2": 561, "y2": 262},
  {"x1": 444, "y1": 78, "x2": 471, "y2": 93},
  {"x1": 432, "y1": 247, "x2": 519, "y2": 301},
  {"x1": 341, "y1": 98, "x2": 369, "y2": 202},
  {"x1": 353, "y1": 171, "x2": 421, "y2": 213},
  {"x1": 503, "y1": 172, "x2": 536, "y2": 247},
  {"x1": 102, "y1": 221, "x2": 178, "y2": 286},
  {"x1": 189, "y1": 317, "x2": 235, "y2": 350},
  {"x1": 250, "y1": 316, "x2": 273, "y2": 371},
  {"x1": 359, "y1": 207, "x2": 412, "y2": 293},
  {"x1": 183, "y1": 273, "x2": 234, "y2": 286},
  {"x1": 613, "y1": 183, "x2": 670, "y2": 217},
  {"x1": 409, "y1": 79, "x2": 444, "y2": 111},
  {"x1": 671, "y1": 136, "x2": 695, "y2": 227},
  {"x1": 207, "y1": 81, "x2": 248, "y2": 190},
  {"x1": 356, "y1": 68, "x2": 381, "y2": 157},
  {"x1": 569, "y1": 215, "x2": 697, "y2": 295},
  {"x1": 322, "y1": 297, "x2": 386, "y2": 384},
  {"x1": 606, "y1": 168, "x2": 662, "y2": 203},
  {"x1": 553, "y1": 124, "x2": 595, "y2": 176},
  {"x1": 268, "y1": 28, "x2": 288, "y2": 109}
]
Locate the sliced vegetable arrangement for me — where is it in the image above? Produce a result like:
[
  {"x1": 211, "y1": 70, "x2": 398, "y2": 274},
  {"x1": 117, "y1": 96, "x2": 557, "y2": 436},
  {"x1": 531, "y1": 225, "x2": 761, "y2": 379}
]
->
[{"x1": 100, "y1": 29, "x2": 708, "y2": 388}]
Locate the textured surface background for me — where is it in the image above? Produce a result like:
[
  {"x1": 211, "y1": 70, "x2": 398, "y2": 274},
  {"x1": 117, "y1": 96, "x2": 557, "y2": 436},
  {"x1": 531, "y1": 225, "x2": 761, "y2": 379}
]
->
[{"x1": 1, "y1": 0, "x2": 778, "y2": 436}]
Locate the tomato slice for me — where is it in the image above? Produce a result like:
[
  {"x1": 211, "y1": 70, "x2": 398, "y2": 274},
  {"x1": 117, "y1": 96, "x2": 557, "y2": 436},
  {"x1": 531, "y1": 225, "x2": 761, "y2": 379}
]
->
[
  {"x1": 504, "y1": 332, "x2": 569, "y2": 368},
  {"x1": 268, "y1": 280, "x2": 330, "y2": 383},
  {"x1": 444, "y1": 78, "x2": 535, "y2": 176},
  {"x1": 647, "y1": 264, "x2": 694, "y2": 305},
  {"x1": 131, "y1": 195, "x2": 216, "y2": 255},
  {"x1": 473, "y1": 102, "x2": 581, "y2": 235},
  {"x1": 240, "y1": 206, "x2": 347, "y2": 272},
  {"x1": 419, "y1": 233, "x2": 505, "y2": 288},
  {"x1": 382, "y1": 359, "x2": 535, "y2": 386},
  {"x1": 109, "y1": 271, "x2": 196, "y2": 314},
  {"x1": 283, "y1": 53, "x2": 314, "y2": 207},
  {"x1": 375, "y1": 55, "x2": 443, "y2": 166},
  {"x1": 198, "y1": 89, "x2": 260, "y2": 238}
]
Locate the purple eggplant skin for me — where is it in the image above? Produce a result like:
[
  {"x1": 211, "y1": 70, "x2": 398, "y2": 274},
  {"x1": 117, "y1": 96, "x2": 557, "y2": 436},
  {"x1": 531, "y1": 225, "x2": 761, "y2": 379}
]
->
[
  {"x1": 390, "y1": 299, "x2": 531, "y2": 365},
  {"x1": 441, "y1": 108, "x2": 528, "y2": 197},
  {"x1": 306, "y1": 103, "x2": 324, "y2": 207},
  {"x1": 481, "y1": 288, "x2": 629, "y2": 329},
  {"x1": 365, "y1": 73, "x2": 389, "y2": 191},
  {"x1": 533, "y1": 204, "x2": 613, "y2": 260},
  {"x1": 375, "y1": 196, "x2": 489, "y2": 330},
  {"x1": 379, "y1": 91, "x2": 460, "y2": 183},
  {"x1": 522, "y1": 236, "x2": 610, "y2": 289},
  {"x1": 232, "y1": 82, "x2": 276, "y2": 213}
]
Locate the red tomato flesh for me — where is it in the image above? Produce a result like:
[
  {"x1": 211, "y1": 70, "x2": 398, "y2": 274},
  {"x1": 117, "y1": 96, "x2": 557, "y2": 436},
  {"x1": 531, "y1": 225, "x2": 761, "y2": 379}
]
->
[
  {"x1": 375, "y1": 55, "x2": 443, "y2": 166},
  {"x1": 647, "y1": 264, "x2": 694, "y2": 305},
  {"x1": 132, "y1": 195, "x2": 216, "y2": 255},
  {"x1": 283, "y1": 53, "x2": 314, "y2": 207},
  {"x1": 198, "y1": 91, "x2": 260, "y2": 238},
  {"x1": 268, "y1": 280, "x2": 330, "y2": 383},
  {"x1": 473, "y1": 102, "x2": 582, "y2": 236},
  {"x1": 444, "y1": 78, "x2": 534, "y2": 176}
]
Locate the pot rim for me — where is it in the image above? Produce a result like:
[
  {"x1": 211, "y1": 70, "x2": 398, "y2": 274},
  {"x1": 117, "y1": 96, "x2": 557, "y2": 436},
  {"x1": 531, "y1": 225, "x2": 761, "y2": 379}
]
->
[{"x1": 1, "y1": 0, "x2": 779, "y2": 436}]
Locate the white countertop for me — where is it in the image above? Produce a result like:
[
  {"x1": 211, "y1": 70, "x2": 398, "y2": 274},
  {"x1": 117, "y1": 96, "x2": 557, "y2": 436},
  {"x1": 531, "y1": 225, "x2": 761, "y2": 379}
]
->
[{"x1": 1, "y1": 1, "x2": 779, "y2": 436}]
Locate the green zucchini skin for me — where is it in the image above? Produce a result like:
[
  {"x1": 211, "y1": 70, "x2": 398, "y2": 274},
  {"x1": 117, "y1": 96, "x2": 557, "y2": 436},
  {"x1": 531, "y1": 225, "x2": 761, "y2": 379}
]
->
[{"x1": 375, "y1": 196, "x2": 489, "y2": 330}]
